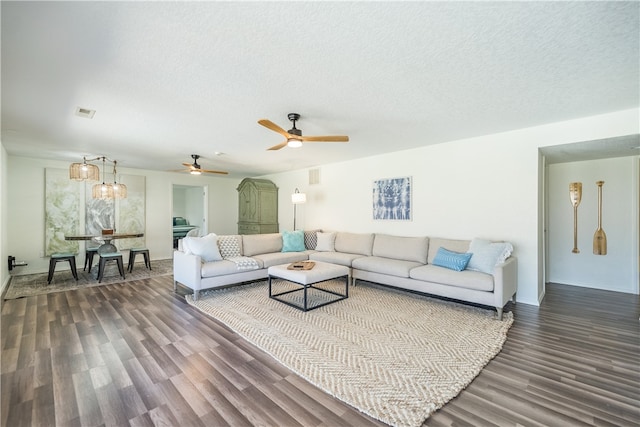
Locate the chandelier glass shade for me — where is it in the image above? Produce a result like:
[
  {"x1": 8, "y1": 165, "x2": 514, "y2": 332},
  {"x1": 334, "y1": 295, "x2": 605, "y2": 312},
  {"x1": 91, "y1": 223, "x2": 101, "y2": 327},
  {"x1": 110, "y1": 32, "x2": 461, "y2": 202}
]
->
[{"x1": 69, "y1": 157, "x2": 100, "y2": 181}]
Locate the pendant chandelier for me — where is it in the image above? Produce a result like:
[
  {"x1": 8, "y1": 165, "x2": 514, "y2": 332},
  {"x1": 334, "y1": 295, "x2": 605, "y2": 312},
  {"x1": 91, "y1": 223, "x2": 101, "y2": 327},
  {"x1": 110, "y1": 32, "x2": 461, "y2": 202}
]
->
[
  {"x1": 69, "y1": 156, "x2": 100, "y2": 181},
  {"x1": 69, "y1": 155, "x2": 127, "y2": 199}
]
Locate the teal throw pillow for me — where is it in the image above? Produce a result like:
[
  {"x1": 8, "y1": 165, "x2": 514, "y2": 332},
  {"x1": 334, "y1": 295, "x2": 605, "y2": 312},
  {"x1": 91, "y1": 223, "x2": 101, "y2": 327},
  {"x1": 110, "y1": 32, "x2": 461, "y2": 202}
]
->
[
  {"x1": 282, "y1": 230, "x2": 306, "y2": 252},
  {"x1": 432, "y1": 247, "x2": 473, "y2": 272}
]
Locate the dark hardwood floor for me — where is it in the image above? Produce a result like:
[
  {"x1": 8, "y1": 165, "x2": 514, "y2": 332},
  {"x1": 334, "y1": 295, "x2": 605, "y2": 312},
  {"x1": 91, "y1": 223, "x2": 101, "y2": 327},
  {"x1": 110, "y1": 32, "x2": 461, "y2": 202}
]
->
[{"x1": 2, "y1": 276, "x2": 639, "y2": 426}]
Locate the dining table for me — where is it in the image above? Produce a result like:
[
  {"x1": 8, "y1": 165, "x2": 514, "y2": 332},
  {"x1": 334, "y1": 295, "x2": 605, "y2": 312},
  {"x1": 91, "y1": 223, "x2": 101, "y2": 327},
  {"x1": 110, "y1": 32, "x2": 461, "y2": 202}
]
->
[{"x1": 65, "y1": 232, "x2": 144, "y2": 254}]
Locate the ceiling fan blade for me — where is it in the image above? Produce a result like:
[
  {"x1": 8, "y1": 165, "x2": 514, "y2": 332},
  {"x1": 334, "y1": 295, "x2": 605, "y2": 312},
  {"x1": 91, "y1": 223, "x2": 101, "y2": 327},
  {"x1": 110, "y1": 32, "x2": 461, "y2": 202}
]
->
[
  {"x1": 258, "y1": 119, "x2": 291, "y2": 138},
  {"x1": 301, "y1": 135, "x2": 349, "y2": 142},
  {"x1": 200, "y1": 169, "x2": 229, "y2": 175},
  {"x1": 181, "y1": 162, "x2": 194, "y2": 168},
  {"x1": 267, "y1": 140, "x2": 289, "y2": 151}
]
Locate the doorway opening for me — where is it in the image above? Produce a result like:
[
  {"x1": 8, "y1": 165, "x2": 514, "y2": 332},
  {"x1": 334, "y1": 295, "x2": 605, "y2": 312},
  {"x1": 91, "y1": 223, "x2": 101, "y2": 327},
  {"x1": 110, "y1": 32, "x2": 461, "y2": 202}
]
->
[{"x1": 172, "y1": 184, "x2": 208, "y2": 248}]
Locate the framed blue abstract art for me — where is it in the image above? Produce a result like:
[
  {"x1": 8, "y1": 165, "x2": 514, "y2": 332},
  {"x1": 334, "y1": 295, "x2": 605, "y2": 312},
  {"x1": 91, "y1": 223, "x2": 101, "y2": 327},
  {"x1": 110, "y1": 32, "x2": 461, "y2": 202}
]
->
[{"x1": 373, "y1": 176, "x2": 412, "y2": 220}]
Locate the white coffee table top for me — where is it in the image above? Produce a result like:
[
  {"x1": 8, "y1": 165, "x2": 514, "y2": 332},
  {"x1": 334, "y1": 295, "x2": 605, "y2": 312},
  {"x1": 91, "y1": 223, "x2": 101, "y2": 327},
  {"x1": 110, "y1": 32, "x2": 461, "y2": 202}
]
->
[{"x1": 268, "y1": 261, "x2": 349, "y2": 285}]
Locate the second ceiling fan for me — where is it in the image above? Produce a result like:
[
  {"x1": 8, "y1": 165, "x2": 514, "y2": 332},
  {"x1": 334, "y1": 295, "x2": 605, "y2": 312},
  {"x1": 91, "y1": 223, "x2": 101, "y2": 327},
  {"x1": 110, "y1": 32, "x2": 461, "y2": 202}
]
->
[
  {"x1": 259, "y1": 113, "x2": 349, "y2": 151},
  {"x1": 173, "y1": 154, "x2": 228, "y2": 175}
]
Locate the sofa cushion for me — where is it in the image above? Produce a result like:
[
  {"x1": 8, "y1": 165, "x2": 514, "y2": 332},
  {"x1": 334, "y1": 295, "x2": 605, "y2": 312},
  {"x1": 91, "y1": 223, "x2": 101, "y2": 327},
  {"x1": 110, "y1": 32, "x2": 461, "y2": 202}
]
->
[
  {"x1": 316, "y1": 232, "x2": 336, "y2": 251},
  {"x1": 427, "y1": 238, "x2": 470, "y2": 264},
  {"x1": 309, "y1": 251, "x2": 364, "y2": 267},
  {"x1": 373, "y1": 234, "x2": 429, "y2": 264},
  {"x1": 253, "y1": 252, "x2": 310, "y2": 268},
  {"x1": 183, "y1": 233, "x2": 222, "y2": 262},
  {"x1": 409, "y1": 264, "x2": 494, "y2": 292},
  {"x1": 201, "y1": 260, "x2": 245, "y2": 278},
  {"x1": 353, "y1": 256, "x2": 423, "y2": 278},
  {"x1": 432, "y1": 248, "x2": 472, "y2": 272},
  {"x1": 218, "y1": 235, "x2": 242, "y2": 258},
  {"x1": 466, "y1": 238, "x2": 514, "y2": 274},
  {"x1": 242, "y1": 233, "x2": 282, "y2": 257},
  {"x1": 335, "y1": 232, "x2": 374, "y2": 256},
  {"x1": 282, "y1": 230, "x2": 305, "y2": 252}
]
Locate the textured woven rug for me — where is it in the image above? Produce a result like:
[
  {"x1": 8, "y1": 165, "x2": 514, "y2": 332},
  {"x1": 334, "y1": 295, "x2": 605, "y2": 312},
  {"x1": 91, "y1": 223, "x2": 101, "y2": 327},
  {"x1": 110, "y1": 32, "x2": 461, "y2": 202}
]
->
[
  {"x1": 4, "y1": 258, "x2": 173, "y2": 299},
  {"x1": 187, "y1": 280, "x2": 514, "y2": 427}
]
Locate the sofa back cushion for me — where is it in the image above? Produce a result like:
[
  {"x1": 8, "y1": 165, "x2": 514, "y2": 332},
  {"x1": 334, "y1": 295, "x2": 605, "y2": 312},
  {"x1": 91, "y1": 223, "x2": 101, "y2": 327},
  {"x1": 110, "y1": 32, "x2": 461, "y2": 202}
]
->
[
  {"x1": 427, "y1": 237, "x2": 470, "y2": 264},
  {"x1": 334, "y1": 232, "x2": 374, "y2": 256},
  {"x1": 373, "y1": 234, "x2": 429, "y2": 264},
  {"x1": 242, "y1": 233, "x2": 283, "y2": 257}
]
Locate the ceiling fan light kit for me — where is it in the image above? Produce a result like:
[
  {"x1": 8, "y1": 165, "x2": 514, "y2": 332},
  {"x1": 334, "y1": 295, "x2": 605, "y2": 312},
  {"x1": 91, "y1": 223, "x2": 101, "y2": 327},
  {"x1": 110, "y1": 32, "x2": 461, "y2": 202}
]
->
[
  {"x1": 259, "y1": 113, "x2": 349, "y2": 151},
  {"x1": 287, "y1": 138, "x2": 303, "y2": 148}
]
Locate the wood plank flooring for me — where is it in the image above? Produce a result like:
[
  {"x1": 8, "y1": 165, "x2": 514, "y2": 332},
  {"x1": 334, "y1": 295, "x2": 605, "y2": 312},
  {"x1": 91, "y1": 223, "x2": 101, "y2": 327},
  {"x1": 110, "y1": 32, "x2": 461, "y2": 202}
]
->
[{"x1": 2, "y1": 276, "x2": 639, "y2": 426}]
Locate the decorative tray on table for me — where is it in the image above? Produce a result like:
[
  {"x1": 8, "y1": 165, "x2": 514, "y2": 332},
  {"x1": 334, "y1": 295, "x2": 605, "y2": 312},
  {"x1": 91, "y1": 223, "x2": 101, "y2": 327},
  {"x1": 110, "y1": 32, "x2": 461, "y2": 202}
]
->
[{"x1": 287, "y1": 261, "x2": 316, "y2": 270}]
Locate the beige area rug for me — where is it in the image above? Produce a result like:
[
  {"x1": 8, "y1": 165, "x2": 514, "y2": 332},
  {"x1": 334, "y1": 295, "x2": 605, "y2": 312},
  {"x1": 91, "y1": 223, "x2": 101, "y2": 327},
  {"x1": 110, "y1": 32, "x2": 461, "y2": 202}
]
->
[
  {"x1": 187, "y1": 280, "x2": 514, "y2": 427},
  {"x1": 4, "y1": 259, "x2": 173, "y2": 299}
]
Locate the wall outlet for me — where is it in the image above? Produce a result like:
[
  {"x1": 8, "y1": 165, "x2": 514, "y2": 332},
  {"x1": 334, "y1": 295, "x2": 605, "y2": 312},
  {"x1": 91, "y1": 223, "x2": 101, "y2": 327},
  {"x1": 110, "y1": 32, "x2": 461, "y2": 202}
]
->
[{"x1": 39, "y1": 251, "x2": 44, "y2": 257}]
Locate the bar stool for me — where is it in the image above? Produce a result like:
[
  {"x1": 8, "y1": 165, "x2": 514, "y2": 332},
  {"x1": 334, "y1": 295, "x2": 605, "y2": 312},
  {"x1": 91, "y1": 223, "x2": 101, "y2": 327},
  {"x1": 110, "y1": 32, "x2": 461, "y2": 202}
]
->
[
  {"x1": 128, "y1": 248, "x2": 151, "y2": 272},
  {"x1": 84, "y1": 247, "x2": 99, "y2": 271},
  {"x1": 48, "y1": 253, "x2": 79, "y2": 284},
  {"x1": 97, "y1": 252, "x2": 125, "y2": 283}
]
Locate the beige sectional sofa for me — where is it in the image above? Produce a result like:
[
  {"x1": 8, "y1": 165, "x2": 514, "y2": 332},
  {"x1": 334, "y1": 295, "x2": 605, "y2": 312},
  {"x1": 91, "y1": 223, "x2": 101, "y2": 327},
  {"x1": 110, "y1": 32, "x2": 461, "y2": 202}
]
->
[{"x1": 173, "y1": 231, "x2": 517, "y2": 320}]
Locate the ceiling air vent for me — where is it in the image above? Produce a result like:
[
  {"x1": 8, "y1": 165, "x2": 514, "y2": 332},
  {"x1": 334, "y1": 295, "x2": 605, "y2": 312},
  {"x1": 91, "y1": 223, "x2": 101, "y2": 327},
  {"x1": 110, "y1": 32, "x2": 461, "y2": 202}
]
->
[{"x1": 75, "y1": 107, "x2": 96, "y2": 119}]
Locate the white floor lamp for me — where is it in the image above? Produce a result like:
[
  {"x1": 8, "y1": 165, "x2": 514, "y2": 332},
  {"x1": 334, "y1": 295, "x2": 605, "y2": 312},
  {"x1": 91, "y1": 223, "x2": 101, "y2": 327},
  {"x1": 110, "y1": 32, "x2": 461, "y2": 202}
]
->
[{"x1": 291, "y1": 188, "x2": 306, "y2": 230}]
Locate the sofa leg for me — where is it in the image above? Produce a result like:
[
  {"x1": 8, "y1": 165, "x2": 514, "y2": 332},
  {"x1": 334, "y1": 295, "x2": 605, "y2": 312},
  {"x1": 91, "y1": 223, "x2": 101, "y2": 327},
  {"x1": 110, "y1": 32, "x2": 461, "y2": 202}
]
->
[
  {"x1": 496, "y1": 307, "x2": 503, "y2": 321},
  {"x1": 194, "y1": 290, "x2": 200, "y2": 301},
  {"x1": 173, "y1": 280, "x2": 177, "y2": 291}
]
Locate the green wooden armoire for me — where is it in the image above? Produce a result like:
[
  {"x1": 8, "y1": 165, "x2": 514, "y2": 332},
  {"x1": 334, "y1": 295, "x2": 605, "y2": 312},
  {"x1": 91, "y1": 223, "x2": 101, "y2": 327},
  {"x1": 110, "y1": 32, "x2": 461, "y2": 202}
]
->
[{"x1": 237, "y1": 178, "x2": 279, "y2": 234}]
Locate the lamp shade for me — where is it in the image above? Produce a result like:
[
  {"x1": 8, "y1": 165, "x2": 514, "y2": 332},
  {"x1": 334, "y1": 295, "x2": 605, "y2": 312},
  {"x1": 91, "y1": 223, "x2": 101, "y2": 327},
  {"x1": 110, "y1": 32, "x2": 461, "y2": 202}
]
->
[
  {"x1": 69, "y1": 161, "x2": 99, "y2": 181},
  {"x1": 92, "y1": 182, "x2": 115, "y2": 199},
  {"x1": 291, "y1": 190, "x2": 306, "y2": 204},
  {"x1": 112, "y1": 183, "x2": 128, "y2": 199}
]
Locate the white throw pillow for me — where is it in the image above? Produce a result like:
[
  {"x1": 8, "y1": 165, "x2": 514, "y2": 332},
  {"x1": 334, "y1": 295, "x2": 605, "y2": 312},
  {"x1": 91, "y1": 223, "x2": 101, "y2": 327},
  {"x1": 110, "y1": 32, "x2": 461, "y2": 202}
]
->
[
  {"x1": 315, "y1": 232, "x2": 336, "y2": 252},
  {"x1": 183, "y1": 233, "x2": 222, "y2": 262},
  {"x1": 466, "y1": 238, "x2": 513, "y2": 274}
]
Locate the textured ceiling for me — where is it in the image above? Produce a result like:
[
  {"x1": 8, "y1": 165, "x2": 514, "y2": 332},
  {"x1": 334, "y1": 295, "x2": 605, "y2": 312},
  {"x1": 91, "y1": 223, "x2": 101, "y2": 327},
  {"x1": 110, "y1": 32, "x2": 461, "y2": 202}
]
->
[{"x1": 2, "y1": 1, "x2": 638, "y2": 177}]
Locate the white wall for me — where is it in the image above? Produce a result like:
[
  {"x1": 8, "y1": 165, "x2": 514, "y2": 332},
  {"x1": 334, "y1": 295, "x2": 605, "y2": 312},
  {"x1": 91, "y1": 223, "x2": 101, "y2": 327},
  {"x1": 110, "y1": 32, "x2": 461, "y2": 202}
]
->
[
  {"x1": 172, "y1": 187, "x2": 187, "y2": 217},
  {"x1": 547, "y1": 157, "x2": 638, "y2": 293},
  {"x1": 262, "y1": 109, "x2": 640, "y2": 306},
  {"x1": 6, "y1": 156, "x2": 240, "y2": 275},
  {"x1": 184, "y1": 186, "x2": 205, "y2": 233}
]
